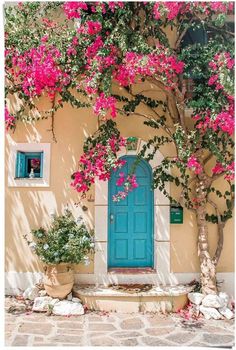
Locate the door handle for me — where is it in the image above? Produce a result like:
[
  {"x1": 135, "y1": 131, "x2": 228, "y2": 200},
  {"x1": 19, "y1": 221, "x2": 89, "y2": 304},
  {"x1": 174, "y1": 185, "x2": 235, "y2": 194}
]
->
[{"x1": 110, "y1": 214, "x2": 114, "y2": 224}]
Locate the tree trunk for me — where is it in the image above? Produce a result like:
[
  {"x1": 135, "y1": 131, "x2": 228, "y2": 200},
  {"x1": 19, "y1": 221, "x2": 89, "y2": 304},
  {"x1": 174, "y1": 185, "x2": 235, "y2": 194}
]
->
[{"x1": 195, "y1": 176, "x2": 218, "y2": 295}]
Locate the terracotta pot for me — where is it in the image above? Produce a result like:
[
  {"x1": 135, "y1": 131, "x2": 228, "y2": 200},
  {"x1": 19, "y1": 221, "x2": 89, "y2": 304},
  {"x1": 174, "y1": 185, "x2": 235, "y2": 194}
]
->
[{"x1": 43, "y1": 264, "x2": 74, "y2": 299}]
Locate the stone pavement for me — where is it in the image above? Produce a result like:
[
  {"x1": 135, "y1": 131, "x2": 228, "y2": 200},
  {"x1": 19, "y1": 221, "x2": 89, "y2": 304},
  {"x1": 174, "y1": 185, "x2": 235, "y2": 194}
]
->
[{"x1": 5, "y1": 297, "x2": 235, "y2": 347}]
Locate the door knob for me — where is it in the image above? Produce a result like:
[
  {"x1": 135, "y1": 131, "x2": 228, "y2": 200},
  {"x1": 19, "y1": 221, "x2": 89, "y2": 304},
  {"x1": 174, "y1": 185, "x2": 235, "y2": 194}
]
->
[{"x1": 110, "y1": 214, "x2": 114, "y2": 223}]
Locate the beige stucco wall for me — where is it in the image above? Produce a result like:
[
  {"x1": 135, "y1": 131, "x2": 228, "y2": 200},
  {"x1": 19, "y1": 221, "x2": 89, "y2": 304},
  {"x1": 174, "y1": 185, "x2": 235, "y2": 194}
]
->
[{"x1": 5, "y1": 95, "x2": 234, "y2": 274}]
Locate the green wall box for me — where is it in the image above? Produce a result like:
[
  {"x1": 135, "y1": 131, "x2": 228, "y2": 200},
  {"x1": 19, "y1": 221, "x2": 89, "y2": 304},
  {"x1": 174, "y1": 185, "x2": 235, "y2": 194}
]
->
[{"x1": 170, "y1": 205, "x2": 183, "y2": 224}]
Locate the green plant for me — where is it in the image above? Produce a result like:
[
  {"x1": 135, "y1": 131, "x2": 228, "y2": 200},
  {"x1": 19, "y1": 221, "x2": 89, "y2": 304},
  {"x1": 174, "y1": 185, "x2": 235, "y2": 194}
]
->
[{"x1": 24, "y1": 210, "x2": 94, "y2": 265}]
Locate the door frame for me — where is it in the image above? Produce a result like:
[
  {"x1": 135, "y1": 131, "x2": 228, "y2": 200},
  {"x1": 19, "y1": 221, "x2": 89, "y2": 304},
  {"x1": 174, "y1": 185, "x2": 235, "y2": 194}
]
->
[
  {"x1": 108, "y1": 155, "x2": 154, "y2": 268},
  {"x1": 93, "y1": 138, "x2": 171, "y2": 285}
]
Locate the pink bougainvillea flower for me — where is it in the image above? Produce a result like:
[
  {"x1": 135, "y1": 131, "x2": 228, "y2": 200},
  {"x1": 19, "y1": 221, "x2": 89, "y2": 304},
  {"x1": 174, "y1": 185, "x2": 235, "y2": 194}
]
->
[
  {"x1": 187, "y1": 156, "x2": 203, "y2": 175},
  {"x1": 93, "y1": 93, "x2": 117, "y2": 118},
  {"x1": 5, "y1": 107, "x2": 15, "y2": 131}
]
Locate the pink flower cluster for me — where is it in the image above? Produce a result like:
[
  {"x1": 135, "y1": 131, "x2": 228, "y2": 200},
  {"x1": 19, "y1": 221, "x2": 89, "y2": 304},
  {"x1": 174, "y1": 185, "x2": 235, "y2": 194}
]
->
[
  {"x1": 12, "y1": 45, "x2": 70, "y2": 99},
  {"x1": 114, "y1": 50, "x2": 184, "y2": 89},
  {"x1": 108, "y1": 2, "x2": 124, "y2": 12},
  {"x1": 93, "y1": 93, "x2": 117, "y2": 119},
  {"x1": 113, "y1": 174, "x2": 139, "y2": 202},
  {"x1": 63, "y1": 1, "x2": 124, "y2": 18},
  {"x1": 153, "y1": 2, "x2": 183, "y2": 21},
  {"x1": 71, "y1": 136, "x2": 126, "y2": 195},
  {"x1": 63, "y1": 2, "x2": 88, "y2": 19},
  {"x1": 195, "y1": 110, "x2": 234, "y2": 136},
  {"x1": 187, "y1": 156, "x2": 203, "y2": 175},
  {"x1": 212, "y1": 161, "x2": 235, "y2": 181},
  {"x1": 208, "y1": 52, "x2": 234, "y2": 92},
  {"x1": 85, "y1": 36, "x2": 104, "y2": 59},
  {"x1": 77, "y1": 21, "x2": 102, "y2": 36},
  {"x1": 5, "y1": 107, "x2": 15, "y2": 131},
  {"x1": 153, "y1": 2, "x2": 233, "y2": 21}
]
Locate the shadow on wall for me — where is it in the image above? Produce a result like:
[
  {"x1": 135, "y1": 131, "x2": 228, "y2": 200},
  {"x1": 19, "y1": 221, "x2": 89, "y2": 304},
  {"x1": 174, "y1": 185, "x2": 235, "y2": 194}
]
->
[{"x1": 5, "y1": 104, "x2": 96, "y2": 274}]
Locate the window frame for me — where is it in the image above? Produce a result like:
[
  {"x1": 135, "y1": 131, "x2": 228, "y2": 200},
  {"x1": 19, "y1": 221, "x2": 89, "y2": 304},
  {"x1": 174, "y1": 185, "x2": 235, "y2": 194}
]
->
[{"x1": 8, "y1": 143, "x2": 51, "y2": 187}]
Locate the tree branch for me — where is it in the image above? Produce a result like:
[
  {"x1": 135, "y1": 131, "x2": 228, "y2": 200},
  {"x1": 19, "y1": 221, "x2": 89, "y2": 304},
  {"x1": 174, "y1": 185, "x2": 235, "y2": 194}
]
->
[{"x1": 207, "y1": 198, "x2": 225, "y2": 266}]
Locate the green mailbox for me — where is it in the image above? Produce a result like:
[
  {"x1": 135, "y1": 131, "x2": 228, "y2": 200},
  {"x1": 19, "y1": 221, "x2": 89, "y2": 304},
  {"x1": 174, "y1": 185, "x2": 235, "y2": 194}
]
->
[{"x1": 170, "y1": 205, "x2": 183, "y2": 224}]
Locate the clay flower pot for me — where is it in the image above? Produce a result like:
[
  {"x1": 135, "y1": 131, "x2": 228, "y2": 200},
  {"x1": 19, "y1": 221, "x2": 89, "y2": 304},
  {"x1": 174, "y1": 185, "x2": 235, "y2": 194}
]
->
[{"x1": 43, "y1": 264, "x2": 74, "y2": 299}]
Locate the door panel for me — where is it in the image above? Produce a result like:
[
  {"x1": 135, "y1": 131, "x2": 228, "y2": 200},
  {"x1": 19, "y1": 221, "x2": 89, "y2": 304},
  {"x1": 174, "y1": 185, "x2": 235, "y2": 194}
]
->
[{"x1": 108, "y1": 156, "x2": 153, "y2": 267}]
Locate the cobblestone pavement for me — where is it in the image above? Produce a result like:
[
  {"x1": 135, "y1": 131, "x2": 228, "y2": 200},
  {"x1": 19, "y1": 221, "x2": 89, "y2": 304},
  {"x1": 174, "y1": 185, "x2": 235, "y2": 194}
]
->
[{"x1": 5, "y1": 297, "x2": 235, "y2": 347}]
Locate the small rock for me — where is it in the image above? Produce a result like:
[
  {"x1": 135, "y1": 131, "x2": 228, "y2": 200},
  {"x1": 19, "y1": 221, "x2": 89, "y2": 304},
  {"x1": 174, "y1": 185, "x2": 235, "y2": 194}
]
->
[
  {"x1": 38, "y1": 290, "x2": 47, "y2": 297},
  {"x1": 72, "y1": 297, "x2": 82, "y2": 303},
  {"x1": 8, "y1": 303, "x2": 27, "y2": 314},
  {"x1": 52, "y1": 300, "x2": 84, "y2": 316},
  {"x1": 32, "y1": 297, "x2": 59, "y2": 312},
  {"x1": 218, "y1": 307, "x2": 234, "y2": 320},
  {"x1": 218, "y1": 292, "x2": 229, "y2": 308},
  {"x1": 23, "y1": 286, "x2": 40, "y2": 301},
  {"x1": 188, "y1": 292, "x2": 204, "y2": 305},
  {"x1": 199, "y1": 305, "x2": 222, "y2": 320},
  {"x1": 66, "y1": 292, "x2": 73, "y2": 301},
  {"x1": 202, "y1": 294, "x2": 225, "y2": 308}
]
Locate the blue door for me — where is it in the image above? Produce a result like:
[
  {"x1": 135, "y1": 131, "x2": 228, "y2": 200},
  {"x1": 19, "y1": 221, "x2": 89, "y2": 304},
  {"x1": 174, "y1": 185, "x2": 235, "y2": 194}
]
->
[{"x1": 108, "y1": 156, "x2": 154, "y2": 268}]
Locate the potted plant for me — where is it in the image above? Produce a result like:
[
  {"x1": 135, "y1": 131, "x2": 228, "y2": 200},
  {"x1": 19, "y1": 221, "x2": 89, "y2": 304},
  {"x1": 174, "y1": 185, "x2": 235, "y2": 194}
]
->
[{"x1": 24, "y1": 210, "x2": 94, "y2": 299}]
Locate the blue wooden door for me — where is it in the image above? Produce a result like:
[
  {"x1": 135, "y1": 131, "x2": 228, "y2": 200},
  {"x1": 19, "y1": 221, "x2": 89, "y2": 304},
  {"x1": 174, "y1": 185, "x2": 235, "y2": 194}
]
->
[{"x1": 108, "y1": 156, "x2": 153, "y2": 267}]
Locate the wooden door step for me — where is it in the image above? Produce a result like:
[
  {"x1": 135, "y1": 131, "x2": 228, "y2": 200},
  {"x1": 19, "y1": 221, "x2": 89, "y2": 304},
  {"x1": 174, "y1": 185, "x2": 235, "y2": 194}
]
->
[{"x1": 73, "y1": 284, "x2": 193, "y2": 314}]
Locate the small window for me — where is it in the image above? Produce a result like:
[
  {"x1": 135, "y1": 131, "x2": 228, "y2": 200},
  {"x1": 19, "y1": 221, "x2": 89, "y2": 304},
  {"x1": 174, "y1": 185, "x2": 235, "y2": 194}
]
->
[
  {"x1": 181, "y1": 26, "x2": 208, "y2": 48},
  {"x1": 15, "y1": 151, "x2": 43, "y2": 179}
]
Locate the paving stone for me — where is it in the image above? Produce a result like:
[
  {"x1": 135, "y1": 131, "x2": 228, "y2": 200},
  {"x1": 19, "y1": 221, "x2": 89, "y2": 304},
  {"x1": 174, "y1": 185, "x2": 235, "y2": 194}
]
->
[
  {"x1": 146, "y1": 315, "x2": 176, "y2": 327},
  {"x1": 5, "y1": 332, "x2": 12, "y2": 345},
  {"x1": 57, "y1": 321, "x2": 83, "y2": 329},
  {"x1": 5, "y1": 323, "x2": 17, "y2": 332},
  {"x1": 18, "y1": 322, "x2": 53, "y2": 335},
  {"x1": 202, "y1": 333, "x2": 234, "y2": 345},
  {"x1": 120, "y1": 317, "x2": 145, "y2": 330},
  {"x1": 201, "y1": 325, "x2": 233, "y2": 334},
  {"x1": 87, "y1": 332, "x2": 107, "y2": 338},
  {"x1": 48, "y1": 335, "x2": 84, "y2": 344},
  {"x1": 12, "y1": 335, "x2": 29, "y2": 346},
  {"x1": 56, "y1": 328, "x2": 84, "y2": 335},
  {"x1": 33, "y1": 343, "x2": 56, "y2": 346},
  {"x1": 146, "y1": 327, "x2": 175, "y2": 336},
  {"x1": 87, "y1": 314, "x2": 105, "y2": 321},
  {"x1": 166, "y1": 331, "x2": 196, "y2": 344},
  {"x1": 112, "y1": 331, "x2": 142, "y2": 338},
  {"x1": 119, "y1": 338, "x2": 139, "y2": 346},
  {"x1": 90, "y1": 336, "x2": 118, "y2": 346},
  {"x1": 21, "y1": 314, "x2": 51, "y2": 322},
  {"x1": 88, "y1": 323, "x2": 116, "y2": 331},
  {"x1": 141, "y1": 336, "x2": 174, "y2": 346},
  {"x1": 34, "y1": 336, "x2": 45, "y2": 341}
]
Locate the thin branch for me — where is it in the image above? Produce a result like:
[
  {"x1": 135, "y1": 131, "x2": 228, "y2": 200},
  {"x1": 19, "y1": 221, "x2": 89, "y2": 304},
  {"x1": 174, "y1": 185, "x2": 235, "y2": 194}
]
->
[
  {"x1": 48, "y1": 95, "x2": 57, "y2": 143},
  {"x1": 175, "y1": 18, "x2": 194, "y2": 50}
]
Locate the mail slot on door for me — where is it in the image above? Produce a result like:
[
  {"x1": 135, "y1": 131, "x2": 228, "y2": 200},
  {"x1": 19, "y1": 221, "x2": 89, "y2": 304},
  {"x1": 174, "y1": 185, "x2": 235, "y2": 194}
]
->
[{"x1": 170, "y1": 205, "x2": 183, "y2": 224}]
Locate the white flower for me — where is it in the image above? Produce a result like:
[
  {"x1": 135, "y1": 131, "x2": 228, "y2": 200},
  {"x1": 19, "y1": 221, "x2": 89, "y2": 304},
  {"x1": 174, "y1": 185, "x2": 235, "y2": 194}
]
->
[
  {"x1": 83, "y1": 256, "x2": 90, "y2": 266},
  {"x1": 43, "y1": 244, "x2": 49, "y2": 250},
  {"x1": 29, "y1": 242, "x2": 37, "y2": 250},
  {"x1": 77, "y1": 216, "x2": 83, "y2": 224}
]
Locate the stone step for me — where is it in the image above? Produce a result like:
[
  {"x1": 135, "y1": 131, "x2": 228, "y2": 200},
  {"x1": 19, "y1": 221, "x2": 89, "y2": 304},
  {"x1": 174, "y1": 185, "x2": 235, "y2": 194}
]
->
[{"x1": 73, "y1": 284, "x2": 193, "y2": 314}]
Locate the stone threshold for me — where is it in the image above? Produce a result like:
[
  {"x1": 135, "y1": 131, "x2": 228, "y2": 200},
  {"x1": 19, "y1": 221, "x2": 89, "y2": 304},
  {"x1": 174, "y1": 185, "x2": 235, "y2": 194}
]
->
[
  {"x1": 108, "y1": 267, "x2": 156, "y2": 274},
  {"x1": 73, "y1": 284, "x2": 193, "y2": 298}
]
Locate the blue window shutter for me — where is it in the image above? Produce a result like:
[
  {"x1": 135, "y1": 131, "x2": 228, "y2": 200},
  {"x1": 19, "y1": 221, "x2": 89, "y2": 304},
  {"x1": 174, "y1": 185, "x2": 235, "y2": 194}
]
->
[
  {"x1": 16, "y1": 152, "x2": 26, "y2": 178},
  {"x1": 40, "y1": 152, "x2": 44, "y2": 178}
]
